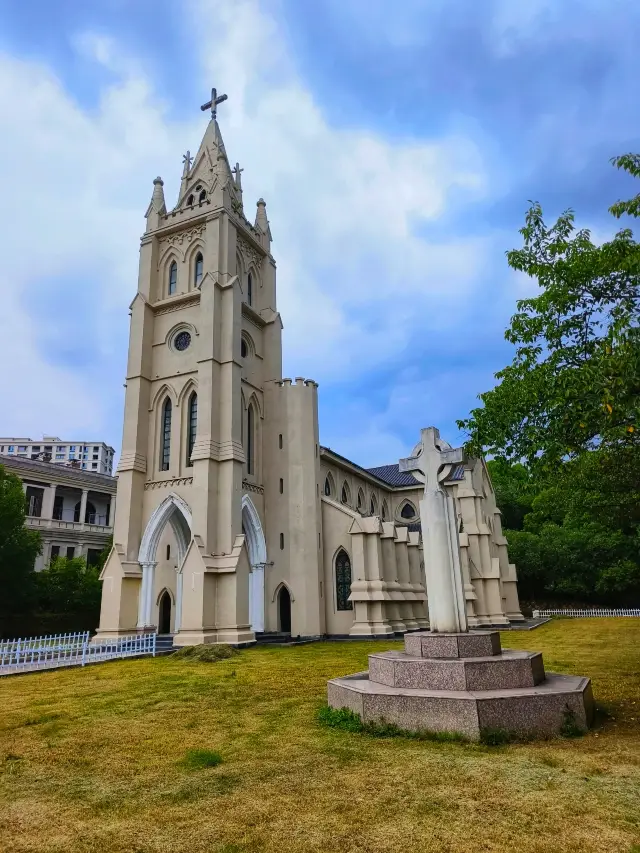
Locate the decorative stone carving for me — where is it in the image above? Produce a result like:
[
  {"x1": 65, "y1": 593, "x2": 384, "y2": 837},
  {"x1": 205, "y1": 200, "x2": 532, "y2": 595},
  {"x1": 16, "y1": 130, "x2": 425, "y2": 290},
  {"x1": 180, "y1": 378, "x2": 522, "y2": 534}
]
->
[
  {"x1": 144, "y1": 477, "x2": 193, "y2": 491},
  {"x1": 237, "y1": 233, "x2": 264, "y2": 273},
  {"x1": 242, "y1": 480, "x2": 265, "y2": 495},
  {"x1": 159, "y1": 224, "x2": 205, "y2": 250},
  {"x1": 154, "y1": 296, "x2": 200, "y2": 316}
]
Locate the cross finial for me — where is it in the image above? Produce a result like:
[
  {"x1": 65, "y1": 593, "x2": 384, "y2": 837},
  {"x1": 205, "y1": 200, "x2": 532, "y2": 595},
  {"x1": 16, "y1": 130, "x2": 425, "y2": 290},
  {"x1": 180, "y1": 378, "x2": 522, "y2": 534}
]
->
[
  {"x1": 200, "y1": 87, "x2": 228, "y2": 119},
  {"x1": 232, "y1": 162, "x2": 244, "y2": 188},
  {"x1": 182, "y1": 150, "x2": 193, "y2": 177}
]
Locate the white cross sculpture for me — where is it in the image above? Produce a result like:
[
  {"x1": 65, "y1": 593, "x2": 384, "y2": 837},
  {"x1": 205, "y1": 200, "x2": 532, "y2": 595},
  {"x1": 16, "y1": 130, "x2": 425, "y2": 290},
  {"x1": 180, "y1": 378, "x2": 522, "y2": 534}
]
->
[{"x1": 399, "y1": 427, "x2": 468, "y2": 633}]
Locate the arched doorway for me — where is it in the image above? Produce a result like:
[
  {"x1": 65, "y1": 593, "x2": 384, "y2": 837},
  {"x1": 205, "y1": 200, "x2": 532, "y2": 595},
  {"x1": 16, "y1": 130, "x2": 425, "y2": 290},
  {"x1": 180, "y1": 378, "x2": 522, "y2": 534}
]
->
[
  {"x1": 158, "y1": 590, "x2": 172, "y2": 634},
  {"x1": 242, "y1": 494, "x2": 267, "y2": 633},
  {"x1": 137, "y1": 493, "x2": 192, "y2": 631},
  {"x1": 278, "y1": 586, "x2": 291, "y2": 634}
]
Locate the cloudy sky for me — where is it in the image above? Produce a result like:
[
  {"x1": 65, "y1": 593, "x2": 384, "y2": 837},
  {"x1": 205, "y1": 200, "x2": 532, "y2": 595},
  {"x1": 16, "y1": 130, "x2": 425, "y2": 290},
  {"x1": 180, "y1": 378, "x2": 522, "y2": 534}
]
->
[{"x1": 1, "y1": 0, "x2": 639, "y2": 468}]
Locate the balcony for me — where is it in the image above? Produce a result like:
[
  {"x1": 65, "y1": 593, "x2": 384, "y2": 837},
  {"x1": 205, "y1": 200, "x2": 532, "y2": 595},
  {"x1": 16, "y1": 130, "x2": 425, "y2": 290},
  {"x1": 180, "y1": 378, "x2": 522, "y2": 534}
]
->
[{"x1": 26, "y1": 508, "x2": 112, "y2": 535}]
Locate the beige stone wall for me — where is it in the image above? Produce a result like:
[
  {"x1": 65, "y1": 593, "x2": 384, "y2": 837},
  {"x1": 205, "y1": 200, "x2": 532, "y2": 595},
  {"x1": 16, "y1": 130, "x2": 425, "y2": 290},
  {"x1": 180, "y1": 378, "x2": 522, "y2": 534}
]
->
[{"x1": 263, "y1": 378, "x2": 324, "y2": 636}]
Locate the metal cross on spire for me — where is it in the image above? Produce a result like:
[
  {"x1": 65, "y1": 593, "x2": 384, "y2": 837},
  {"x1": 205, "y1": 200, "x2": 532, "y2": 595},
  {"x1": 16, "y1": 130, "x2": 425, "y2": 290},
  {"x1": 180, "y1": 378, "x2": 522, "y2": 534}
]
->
[{"x1": 200, "y1": 87, "x2": 228, "y2": 119}]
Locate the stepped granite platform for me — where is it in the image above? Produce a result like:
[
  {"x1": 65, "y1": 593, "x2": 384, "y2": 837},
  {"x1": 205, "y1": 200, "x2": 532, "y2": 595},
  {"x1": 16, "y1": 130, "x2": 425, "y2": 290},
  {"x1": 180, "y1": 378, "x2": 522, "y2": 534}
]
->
[{"x1": 328, "y1": 631, "x2": 593, "y2": 741}]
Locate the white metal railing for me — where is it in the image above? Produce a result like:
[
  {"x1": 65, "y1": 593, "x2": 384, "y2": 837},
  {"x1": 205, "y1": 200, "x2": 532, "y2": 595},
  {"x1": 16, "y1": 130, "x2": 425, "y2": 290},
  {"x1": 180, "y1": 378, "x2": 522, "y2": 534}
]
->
[
  {"x1": 0, "y1": 631, "x2": 156, "y2": 674},
  {"x1": 533, "y1": 608, "x2": 640, "y2": 618}
]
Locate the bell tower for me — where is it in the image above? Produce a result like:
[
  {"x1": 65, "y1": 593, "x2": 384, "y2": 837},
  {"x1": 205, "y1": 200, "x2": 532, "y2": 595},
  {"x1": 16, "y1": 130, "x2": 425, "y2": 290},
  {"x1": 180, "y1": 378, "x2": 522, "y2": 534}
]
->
[{"x1": 96, "y1": 89, "x2": 284, "y2": 645}]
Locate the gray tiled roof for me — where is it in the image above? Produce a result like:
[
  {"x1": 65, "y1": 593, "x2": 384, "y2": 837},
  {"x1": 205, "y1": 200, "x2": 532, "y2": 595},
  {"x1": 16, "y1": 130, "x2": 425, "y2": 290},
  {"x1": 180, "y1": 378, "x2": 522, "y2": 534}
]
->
[
  {"x1": 366, "y1": 464, "x2": 420, "y2": 487},
  {"x1": 445, "y1": 464, "x2": 466, "y2": 482}
]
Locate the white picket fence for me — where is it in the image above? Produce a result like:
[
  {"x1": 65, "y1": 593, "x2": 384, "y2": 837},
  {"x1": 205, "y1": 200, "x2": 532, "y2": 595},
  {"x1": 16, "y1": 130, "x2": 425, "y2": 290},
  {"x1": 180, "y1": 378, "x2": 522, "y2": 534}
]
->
[
  {"x1": 533, "y1": 608, "x2": 640, "y2": 618},
  {"x1": 0, "y1": 631, "x2": 156, "y2": 675}
]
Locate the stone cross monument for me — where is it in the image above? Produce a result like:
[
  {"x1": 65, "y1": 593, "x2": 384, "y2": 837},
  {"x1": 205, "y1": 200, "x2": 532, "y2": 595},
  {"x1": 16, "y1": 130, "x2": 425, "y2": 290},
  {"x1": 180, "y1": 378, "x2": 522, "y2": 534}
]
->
[
  {"x1": 399, "y1": 427, "x2": 468, "y2": 633},
  {"x1": 329, "y1": 426, "x2": 594, "y2": 740}
]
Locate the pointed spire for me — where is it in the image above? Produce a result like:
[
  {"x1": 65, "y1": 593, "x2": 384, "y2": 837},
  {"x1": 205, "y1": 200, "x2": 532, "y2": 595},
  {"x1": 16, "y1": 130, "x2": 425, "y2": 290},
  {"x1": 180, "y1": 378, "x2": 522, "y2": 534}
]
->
[
  {"x1": 145, "y1": 177, "x2": 166, "y2": 232},
  {"x1": 254, "y1": 198, "x2": 272, "y2": 247}
]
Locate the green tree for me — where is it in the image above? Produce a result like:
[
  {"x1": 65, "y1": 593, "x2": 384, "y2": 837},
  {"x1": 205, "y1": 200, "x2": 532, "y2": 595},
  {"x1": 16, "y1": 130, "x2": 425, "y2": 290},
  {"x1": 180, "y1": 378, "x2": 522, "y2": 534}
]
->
[
  {"x1": 486, "y1": 459, "x2": 535, "y2": 530},
  {"x1": 458, "y1": 156, "x2": 640, "y2": 606},
  {"x1": 0, "y1": 463, "x2": 41, "y2": 619},
  {"x1": 35, "y1": 557, "x2": 102, "y2": 616},
  {"x1": 458, "y1": 154, "x2": 640, "y2": 469}
]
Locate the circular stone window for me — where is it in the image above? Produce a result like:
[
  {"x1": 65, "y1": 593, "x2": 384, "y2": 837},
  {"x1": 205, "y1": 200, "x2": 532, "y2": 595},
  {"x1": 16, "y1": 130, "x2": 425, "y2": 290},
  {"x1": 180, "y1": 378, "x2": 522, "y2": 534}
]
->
[{"x1": 174, "y1": 331, "x2": 191, "y2": 352}]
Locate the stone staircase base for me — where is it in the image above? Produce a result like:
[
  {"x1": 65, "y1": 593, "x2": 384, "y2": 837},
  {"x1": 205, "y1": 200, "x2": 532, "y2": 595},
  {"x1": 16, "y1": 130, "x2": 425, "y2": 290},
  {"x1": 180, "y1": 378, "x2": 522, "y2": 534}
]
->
[{"x1": 327, "y1": 631, "x2": 594, "y2": 741}]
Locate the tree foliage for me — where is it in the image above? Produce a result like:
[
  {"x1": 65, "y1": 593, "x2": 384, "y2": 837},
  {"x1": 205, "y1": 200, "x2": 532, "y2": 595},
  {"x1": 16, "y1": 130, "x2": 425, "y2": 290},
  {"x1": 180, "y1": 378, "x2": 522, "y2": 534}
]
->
[
  {"x1": 458, "y1": 154, "x2": 640, "y2": 469},
  {"x1": 0, "y1": 463, "x2": 41, "y2": 618},
  {"x1": 462, "y1": 155, "x2": 640, "y2": 605},
  {"x1": 35, "y1": 557, "x2": 102, "y2": 616}
]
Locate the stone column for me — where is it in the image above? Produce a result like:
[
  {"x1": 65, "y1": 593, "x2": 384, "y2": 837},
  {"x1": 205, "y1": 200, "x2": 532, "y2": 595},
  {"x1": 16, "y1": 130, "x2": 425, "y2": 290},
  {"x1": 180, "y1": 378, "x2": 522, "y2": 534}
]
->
[
  {"x1": 79, "y1": 488, "x2": 89, "y2": 525},
  {"x1": 42, "y1": 483, "x2": 57, "y2": 521},
  {"x1": 174, "y1": 568, "x2": 183, "y2": 633},
  {"x1": 407, "y1": 530, "x2": 428, "y2": 628},
  {"x1": 348, "y1": 516, "x2": 395, "y2": 637},
  {"x1": 380, "y1": 522, "x2": 406, "y2": 632},
  {"x1": 393, "y1": 525, "x2": 419, "y2": 630},
  {"x1": 137, "y1": 561, "x2": 157, "y2": 628}
]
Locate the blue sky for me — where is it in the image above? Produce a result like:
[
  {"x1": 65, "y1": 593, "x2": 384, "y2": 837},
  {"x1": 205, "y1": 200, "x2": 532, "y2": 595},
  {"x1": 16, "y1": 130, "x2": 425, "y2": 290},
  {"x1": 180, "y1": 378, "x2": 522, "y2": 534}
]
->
[{"x1": 1, "y1": 0, "x2": 639, "y2": 467}]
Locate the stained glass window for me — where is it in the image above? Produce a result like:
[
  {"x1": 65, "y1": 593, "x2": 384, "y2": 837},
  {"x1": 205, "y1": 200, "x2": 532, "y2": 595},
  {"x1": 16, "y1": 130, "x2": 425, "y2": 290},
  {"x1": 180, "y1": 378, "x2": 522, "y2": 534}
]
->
[
  {"x1": 161, "y1": 398, "x2": 172, "y2": 471},
  {"x1": 335, "y1": 549, "x2": 353, "y2": 611},
  {"x1": 174, "y1": 331, "x2": 191, "y2": 351},
  {"x1": 187, "y1": 392, "x2": 197, "y2": 467},
  {"x1": 168, "y1": 261, "x2": 177, "y2": 295},
  {"x1": 247, "y1": 404, "x2": 254, "y2": 475},
  {"x1": 194, "y1": 253, "x2": 203, "y2": 287}
]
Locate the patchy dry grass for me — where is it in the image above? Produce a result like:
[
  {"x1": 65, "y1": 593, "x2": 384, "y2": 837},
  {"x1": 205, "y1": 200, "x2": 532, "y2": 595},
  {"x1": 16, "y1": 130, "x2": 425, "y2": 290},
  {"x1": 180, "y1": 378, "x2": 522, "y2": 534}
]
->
[{"x1": 1, "y1": 619, "x2": 639, "y2": 853}]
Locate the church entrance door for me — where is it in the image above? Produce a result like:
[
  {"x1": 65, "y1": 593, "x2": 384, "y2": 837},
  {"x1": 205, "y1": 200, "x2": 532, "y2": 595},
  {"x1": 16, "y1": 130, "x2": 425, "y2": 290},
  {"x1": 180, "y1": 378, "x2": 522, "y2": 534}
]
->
[
  {"x1": 159, "y1": 591, "x2": 172, "y2": 635},
  {"x1": 242, "y1": 495, "x2": 267, "y2": 633},
  {"x1": 278, "y1": 586, "x2": 291, "y2": 634}
]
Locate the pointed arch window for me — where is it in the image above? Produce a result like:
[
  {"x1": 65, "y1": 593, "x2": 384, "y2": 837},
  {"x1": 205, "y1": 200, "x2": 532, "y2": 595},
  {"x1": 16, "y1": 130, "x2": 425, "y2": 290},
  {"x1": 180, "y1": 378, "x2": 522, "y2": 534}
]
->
[
  {"x1": 187, "y1": 194, "x2": 194, "y2": 206},
  {"x1": 194, "y1": 253, "x2": 203, "y2": 287},
  {"x1": 247, "y1": 404, "x2": 255, "y2": 475},
  {"x1": 401, "y1": 501, "x2": 416, "y2": 520},
  {"x1": 199, "y1": 190, "x2": 206, "y2": 204},
  {"x1": 186, "y1": 392, "x2": 197, "y2": 467},
  {"x1": 357, "y1": 488, "x2": 365, "y2": 513},
  {"x1": 370, "y1": 495, "x2": 378, "y2": 516},
  {"x1": 324, "y1": 475, "x2": 334, "y2": 497},
  {"x1": 247, "y1": 272, "x2": 253, "y2": 306},
  {"x1": 160, "y1": 398, "x2": 172, "y2": 471},
  {"x1": 168, "y1": 261, "x2": 177, "y2": 296},
  {"x1": 335, "y1": 549, "x2": 353, "y2": 611},
  {"x1": 381, "y1": 500, "x2": 389, "y2": 522}
]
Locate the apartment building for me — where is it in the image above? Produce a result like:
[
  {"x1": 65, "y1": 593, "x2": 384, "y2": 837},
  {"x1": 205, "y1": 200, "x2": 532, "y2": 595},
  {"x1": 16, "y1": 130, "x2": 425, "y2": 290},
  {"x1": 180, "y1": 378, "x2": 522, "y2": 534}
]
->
[{"x1": 0, "y1": 436, "x2": 115, "y2": 475}]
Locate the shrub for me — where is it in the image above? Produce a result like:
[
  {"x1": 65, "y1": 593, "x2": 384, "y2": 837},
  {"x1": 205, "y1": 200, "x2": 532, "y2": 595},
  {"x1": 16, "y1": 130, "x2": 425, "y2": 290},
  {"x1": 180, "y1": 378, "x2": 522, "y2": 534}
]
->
[{"x1": 172, "y1": 644, "x2": 238, "y2": 662}]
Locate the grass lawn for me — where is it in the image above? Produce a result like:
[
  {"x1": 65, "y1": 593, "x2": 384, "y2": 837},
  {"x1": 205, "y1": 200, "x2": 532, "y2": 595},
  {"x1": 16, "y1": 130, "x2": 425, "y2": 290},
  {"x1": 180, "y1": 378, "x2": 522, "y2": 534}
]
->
[{"x1": 1, "y1": 619, "x2": 640, "y2": 853}]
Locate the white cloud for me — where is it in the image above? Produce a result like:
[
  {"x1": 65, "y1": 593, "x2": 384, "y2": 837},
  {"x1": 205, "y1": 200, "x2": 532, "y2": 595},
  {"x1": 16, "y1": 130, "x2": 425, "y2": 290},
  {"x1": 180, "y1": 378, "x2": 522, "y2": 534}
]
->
[
  {"x1": 0, "y1": 0, "x2": 491, "y2": 449},
  {"x1": 189, "y1": 0, "x2": 490, "y2": 377}
]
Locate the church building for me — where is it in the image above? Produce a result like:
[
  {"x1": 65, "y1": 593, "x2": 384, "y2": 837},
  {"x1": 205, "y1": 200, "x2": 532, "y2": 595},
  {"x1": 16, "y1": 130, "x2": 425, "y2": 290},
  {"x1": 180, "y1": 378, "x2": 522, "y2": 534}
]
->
[{"x1": 96, "y1": 94, "x2": 523, "y2": 644}]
